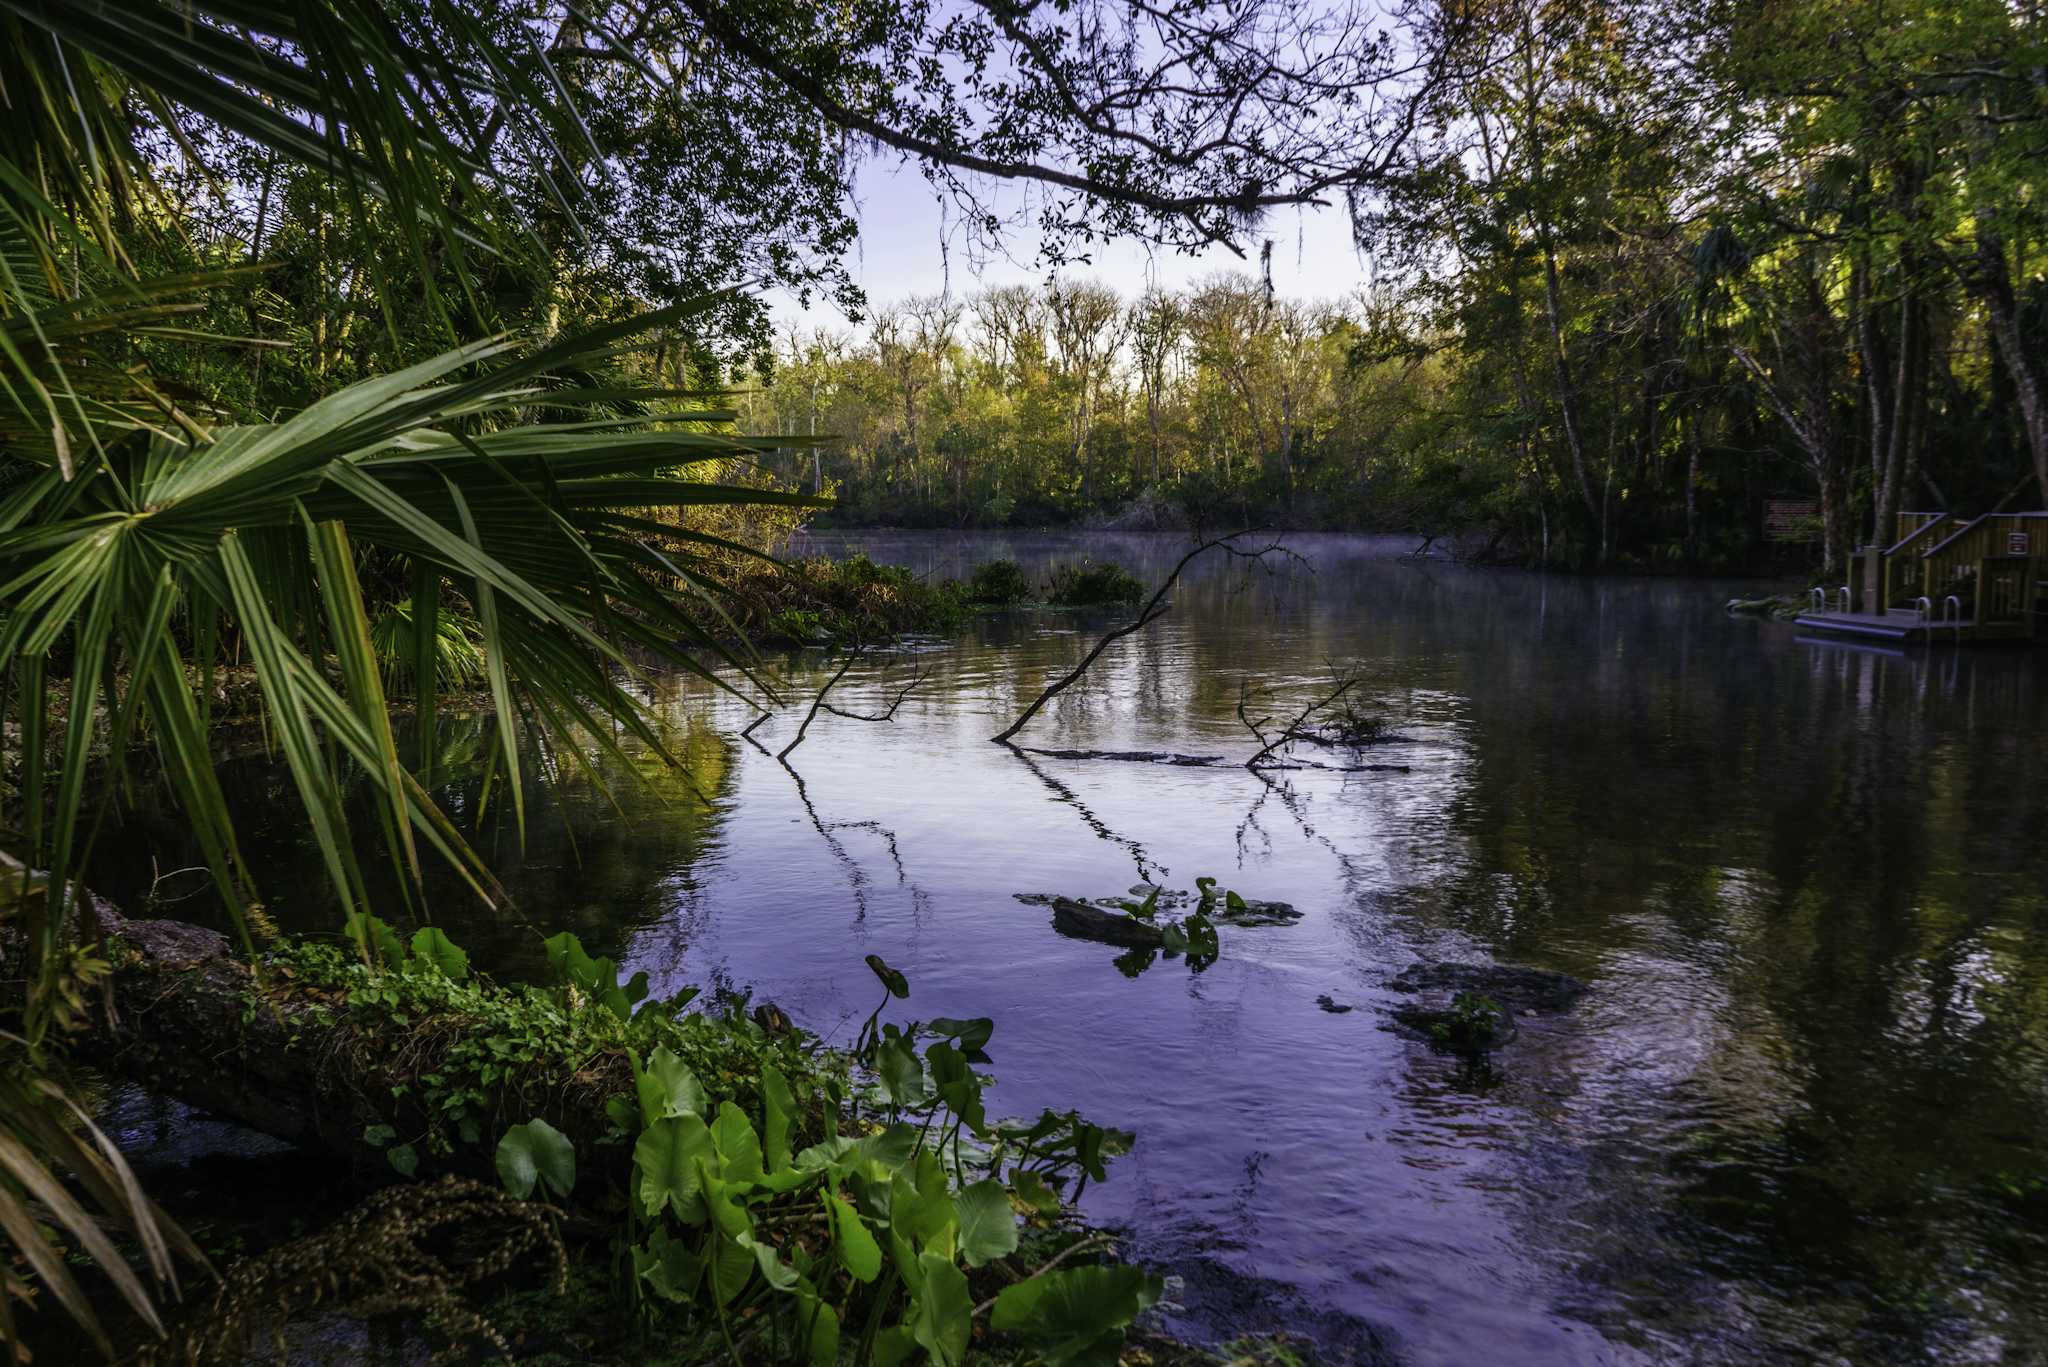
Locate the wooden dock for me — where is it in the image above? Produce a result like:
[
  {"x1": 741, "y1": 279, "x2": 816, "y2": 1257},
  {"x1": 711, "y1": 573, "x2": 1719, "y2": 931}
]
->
[
  {"x1": 1794, "y1": 510, "x2": 2046, "y2": 645},
  {"x1": 1791, "y1": 608, "x2": 2034, "y2": 643}
]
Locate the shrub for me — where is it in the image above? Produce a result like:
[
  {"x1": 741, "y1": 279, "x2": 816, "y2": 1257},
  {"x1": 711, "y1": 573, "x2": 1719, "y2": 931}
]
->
[
  {"x1": 1045, "y1": 560, "x2": 1145, "y2": 607},
  {"x1": 965, "y1": 558, "x2": 1032, "y2": 605}
]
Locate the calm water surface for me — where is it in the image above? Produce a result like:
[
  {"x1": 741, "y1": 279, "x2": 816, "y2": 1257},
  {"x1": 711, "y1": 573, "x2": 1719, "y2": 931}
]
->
[{"x1": 101, "y1": 532, "x2": 2048, "y2": 1366}]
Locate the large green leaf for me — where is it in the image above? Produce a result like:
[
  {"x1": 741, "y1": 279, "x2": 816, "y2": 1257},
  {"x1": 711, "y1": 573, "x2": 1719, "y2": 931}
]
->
[
  {"x1": 761, "y1": 1064, "x2": 796, "y2": 1174},
  {"x1": 408, "y1": 926, "x2": 469, "y2": 980},
  {"x1": 495, "y1": 1118, "x2": 575, "y2": 1200},
  {"x1": 910, "y1": 1253, "x2": 973, "y2": 1367},
  {"x1": 709, "y1": 1101, "x2": 765, "y2": 1185},
  {"x1": 954, "y1": 1180, "x2": 1020, "y2": 1268},
  {"x1": 830, "y1": 1192, "x2": 882, "y2": 1282},
  {"x1": 634, "y1": 1114, "x2": 714, "y2": 1221},
  {"x1": 990, "y1": 1264, "x2": 1164, "y2": 1367},
  {"x1": 638, "y1": 1046, "x2": 707, "y2": 1124}
]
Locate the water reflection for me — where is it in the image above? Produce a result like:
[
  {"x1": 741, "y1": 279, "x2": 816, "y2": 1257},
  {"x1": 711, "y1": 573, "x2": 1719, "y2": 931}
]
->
[{"x1": 96, "y1": 531, "x2": 2048, "y2": 1365}]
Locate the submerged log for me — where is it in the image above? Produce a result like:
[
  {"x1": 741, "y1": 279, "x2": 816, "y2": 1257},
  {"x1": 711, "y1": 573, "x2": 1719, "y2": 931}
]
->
[{"x1": 1047, "y1": 898, "x2": 1167, "y2": 948}]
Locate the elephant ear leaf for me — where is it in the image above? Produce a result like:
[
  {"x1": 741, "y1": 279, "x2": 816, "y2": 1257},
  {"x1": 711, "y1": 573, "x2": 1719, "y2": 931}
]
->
[
  {"x1": 954, "y1": 1180, "x2": 1018, "y2": 1267},
  {"x1": 910, "y1": 1253, "x2": 973, "y2": 1367},
  {"x1": 991, "y1": 1264, "x2": 1162, "y2": 1367},
  {"x1": 635, "y1": 1115, "x2": 714, "y2": 1220},
  {"x1": 409, "y1": 925, "x2": 468, "y2": 979},
  {"x1": 496, "y1": 1118, "x2": 576, "y2": 1199}
]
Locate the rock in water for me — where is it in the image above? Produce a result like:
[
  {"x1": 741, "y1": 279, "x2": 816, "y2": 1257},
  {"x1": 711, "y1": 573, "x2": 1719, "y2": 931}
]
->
[
  {"x1": 1385, "y1": 961, "x2": 1586, "y2": 1053},
  {"x1": 1389, "y1": 961, "x2": 1586, "y2": 1015}
]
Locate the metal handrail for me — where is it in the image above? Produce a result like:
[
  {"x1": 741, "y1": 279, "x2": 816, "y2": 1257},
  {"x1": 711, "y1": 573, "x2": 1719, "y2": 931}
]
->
[
  {"x1": 1944, "y1": 595, "x2": 1964, "y2": 624},
  {"x1": 1836, "y1": 586, "x2": 1852, "y2": 613},
  {"x1": 1912, "y1": 596, "x2": 1932, "y2": 621},
  {"x1": 1811, "y1": 587, "x2": 1828, "y2": 612}
]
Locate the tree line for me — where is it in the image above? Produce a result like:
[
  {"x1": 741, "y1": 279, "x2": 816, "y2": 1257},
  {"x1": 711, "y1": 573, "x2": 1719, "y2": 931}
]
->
[{"x1": 740, "y1": 0, "x2": 2048, "y2": 572}]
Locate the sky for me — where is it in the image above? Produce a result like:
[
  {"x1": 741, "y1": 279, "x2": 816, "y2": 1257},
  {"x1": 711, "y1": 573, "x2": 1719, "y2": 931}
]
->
[{"x1": 766, "y1": 156, "x2": 1380, "y2": 335}]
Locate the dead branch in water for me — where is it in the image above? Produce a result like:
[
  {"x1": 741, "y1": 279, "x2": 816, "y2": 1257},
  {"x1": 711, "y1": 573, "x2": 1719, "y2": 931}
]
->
[
  {"x1": 1238, "y1": 672, "x2": 1363, "y2": 768},
  {"x1": 991, "y1": 530, "x2": 1303, "y2": 745},
  {"x1": 775, "y1": 651, "x2": 932, "y2": 760},
  {"x1": 821, "y1": 664, "x2": 932, "y2": 723},
  {"x1": 777, "y1": 652, "x2": 862, "y2": 760}
]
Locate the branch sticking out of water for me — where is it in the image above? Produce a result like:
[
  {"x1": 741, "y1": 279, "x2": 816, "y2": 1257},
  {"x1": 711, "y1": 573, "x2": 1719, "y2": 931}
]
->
[
  {"x1": 775, "y1": 650, "x2": 932, "y2": 760},
  {"x1": 821, "y1": 664, "x2": 932, "y2": 723},
  {"x1": 1239, "y1": 671, "x2": 1362, "y2": 768},
  {"x1": 777, "y1": 651, "x2": 862, "y2": 760},
  {"x1": 990, "y1": 530, "x2": 1305, "y2": 746}
]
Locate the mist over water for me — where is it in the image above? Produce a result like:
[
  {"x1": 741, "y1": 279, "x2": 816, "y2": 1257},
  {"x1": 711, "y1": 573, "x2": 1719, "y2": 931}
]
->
[{"x1": 100, "y1": 532, "x2": 2048, "y2": 1365}]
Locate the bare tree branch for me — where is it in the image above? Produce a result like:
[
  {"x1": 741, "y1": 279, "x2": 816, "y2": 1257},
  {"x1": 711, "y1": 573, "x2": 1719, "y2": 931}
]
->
[
  {"x1": 820, "y1": 664, "x2": 933, "y2": 723},
  {"x1": 1239, "y1": 674, "x2": 1361, "y2": 767},
  {"x1": 777, "y1": 651, "x2": 861, "y2": 761},
  {"x1": 991, "y1": 531, "x2": 1301, "y2": 745}
]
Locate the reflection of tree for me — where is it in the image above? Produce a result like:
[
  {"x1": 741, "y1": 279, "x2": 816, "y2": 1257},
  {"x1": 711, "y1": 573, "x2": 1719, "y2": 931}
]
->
[
  {"x1": 88, "y1": 713, "x2": 738, "y2": 979},
  {"x1": 1388, "y1": 608, "x2": 2048, "y2": 1357}
]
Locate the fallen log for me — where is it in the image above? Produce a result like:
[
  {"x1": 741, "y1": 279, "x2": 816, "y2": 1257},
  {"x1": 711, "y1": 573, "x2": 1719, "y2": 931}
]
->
[
  {"x1": 16, "y1": 884, "x2": 822, "y2": 1193},
  {"x1": 1048, "y1": 898, "x2": 1166, "y2": 948}
]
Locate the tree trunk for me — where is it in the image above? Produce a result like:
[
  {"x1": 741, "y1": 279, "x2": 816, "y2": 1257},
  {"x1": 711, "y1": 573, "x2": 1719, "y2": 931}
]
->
[{"x1": 1976, "y1": 227, "x2": 2048, "y2": 508}]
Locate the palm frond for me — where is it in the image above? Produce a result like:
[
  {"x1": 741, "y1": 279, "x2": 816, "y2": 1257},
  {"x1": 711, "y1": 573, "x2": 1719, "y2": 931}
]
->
[{"x1": 0, "y1": 305, "x2": 823, "y2": 1012}]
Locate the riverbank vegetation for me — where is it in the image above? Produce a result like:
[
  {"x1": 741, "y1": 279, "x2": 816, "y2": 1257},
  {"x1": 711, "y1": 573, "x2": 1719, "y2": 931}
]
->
[
  {"x1": 3, "y1": 0, "x2": 2043, "y2": 1360},
  {"x1": 739, "y1": 0, "x2": 2048, "y2": 572},
  {"x1": 0, "y1": 0, "x2": 1428, "y2": 1355}
]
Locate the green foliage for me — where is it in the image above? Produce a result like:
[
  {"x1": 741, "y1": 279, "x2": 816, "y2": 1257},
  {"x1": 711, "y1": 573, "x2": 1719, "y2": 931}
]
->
[
  {"x1": 965, "y1": 559, "x2": 1033, "y2": 606},
  {"x1": 1045, "y1": 562, "x2": 1145, "y2": 608},
  {"x1": 557, "y1": 947, "x2": 1158, "y2": 1367},
  {"x1": 258, "y1": 927, "x2": 827, "y2": 1178},
  {"x1": 369, "y1": 599, "x2": 486, "y2": 693},
  {"x1": 1427, "y1": 993, "x2": 1511, "y2": 1053},
  {"x1": 496, "y1": 1120, "x2": 577, "y2": 1201},
  {"x1": 727, "y1": 554, "x2": 975, "y2": 644}
]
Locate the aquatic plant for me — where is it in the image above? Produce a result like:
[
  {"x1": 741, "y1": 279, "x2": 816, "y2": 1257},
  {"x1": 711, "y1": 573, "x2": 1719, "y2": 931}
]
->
[
  {"x1": 1427, "y1": 993, "x2": 1512, "y2": 1052},
  {"x1": 592, "y1": 950, "x2": 1155, "y2": 1366},
  {"x1": 220, "y1": 922, "x2": 1162, "y2": 1364}
]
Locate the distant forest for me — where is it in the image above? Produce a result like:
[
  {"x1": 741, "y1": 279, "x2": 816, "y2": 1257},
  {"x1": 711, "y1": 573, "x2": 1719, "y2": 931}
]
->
[{"x1": 738, "y1": 0, "x2": 2047, "y2": 572}]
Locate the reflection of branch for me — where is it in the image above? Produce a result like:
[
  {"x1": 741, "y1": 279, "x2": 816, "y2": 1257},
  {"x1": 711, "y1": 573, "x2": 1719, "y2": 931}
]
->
[
  {"x1": 991, "y1": 530, "x2": 1304, "y2": 745},
  {"x1": 1244, "y1": 766, "x2": 1371, "y2": 888},
  {"x1": 1001, "y1": 745, "x2": 1163, "y2": 882},
  {"x1": 778, "y1": 756, "x2": 872, "y2": 919},
  {"x1": 1240, "y1": 673, "x2": 1361, "y2": 768}
]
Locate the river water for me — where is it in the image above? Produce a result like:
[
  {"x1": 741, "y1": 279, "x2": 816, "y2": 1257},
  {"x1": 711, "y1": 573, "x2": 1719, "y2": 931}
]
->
[{"x1": 98, "y1": 532, "x2": 2048, "y2": 1365}]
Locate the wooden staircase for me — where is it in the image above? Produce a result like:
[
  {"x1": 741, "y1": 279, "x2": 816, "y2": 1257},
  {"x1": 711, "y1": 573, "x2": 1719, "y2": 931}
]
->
[{"x1": 1792, "y1": 510, "x2": 2047, "y2": 644}]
